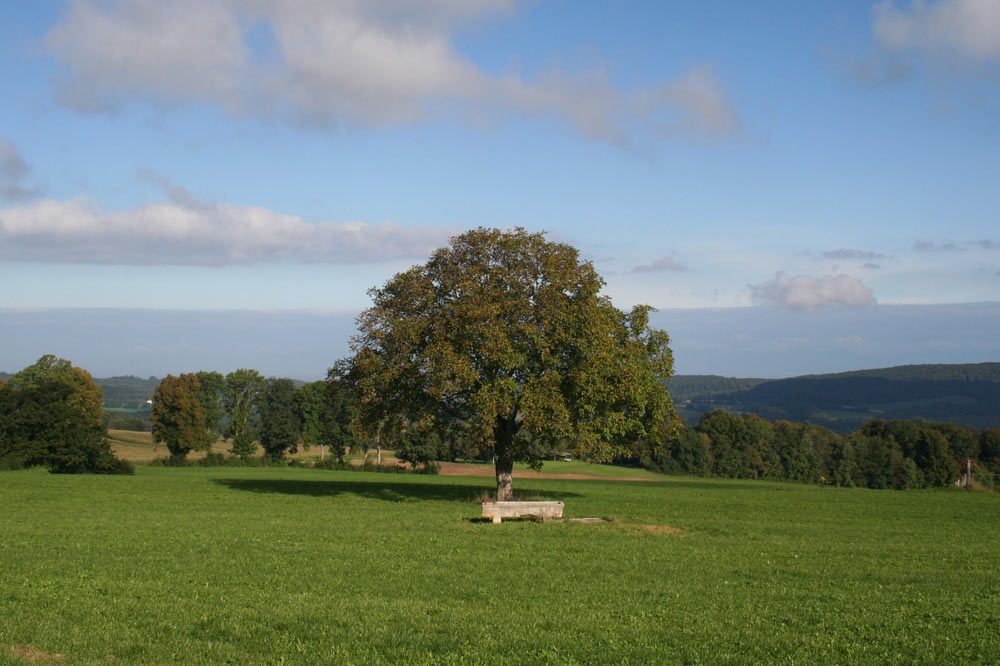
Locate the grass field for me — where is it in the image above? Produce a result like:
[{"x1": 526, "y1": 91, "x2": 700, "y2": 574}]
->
[{"x1": 1, "y1": 467, "x2": 998, "y2": 665}]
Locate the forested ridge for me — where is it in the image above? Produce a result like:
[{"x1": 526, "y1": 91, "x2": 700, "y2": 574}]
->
[
  {"x1": 676, "y1": 362, "x2": 1000, "y2": 432},
  {"x1": 668, "y1": 374, "x2": 768, "y2": 400}
]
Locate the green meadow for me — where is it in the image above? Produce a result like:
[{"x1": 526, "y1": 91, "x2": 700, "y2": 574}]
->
[{"x1": 1, "y1": 467, "x2": 998, "y2": 665}]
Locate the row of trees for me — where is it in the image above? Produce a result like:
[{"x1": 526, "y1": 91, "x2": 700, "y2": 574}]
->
[
  {"x1": 150, "y1": 370, "x2": 360, "y2": 462},
  {"x1": 635, "y1": 410, "x2": 999, "y2": 490},
  {"x1": 0, "y1": 355, "x2": 132, "y2": 474}
]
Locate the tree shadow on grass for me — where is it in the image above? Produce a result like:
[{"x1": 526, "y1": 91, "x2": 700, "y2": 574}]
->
[
  {"x1": 660, "y1": 479, "x2": 798, "y2": 491},
  {"x1": 212, "y1": 477, "x2": 581, "y2": 503}
]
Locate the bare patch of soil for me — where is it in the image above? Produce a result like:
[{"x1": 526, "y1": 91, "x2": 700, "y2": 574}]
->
[{"x1": 9, "y1": 646, "x2": 64, "y2": 663}]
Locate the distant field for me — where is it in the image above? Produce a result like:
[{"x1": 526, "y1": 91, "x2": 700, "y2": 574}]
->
[
  {"x1": 107, "y1": 430, "x2": 333, "y2": 464},
  {"x1": 2, "y1": 467, "x2": 998, "y2": 664}
]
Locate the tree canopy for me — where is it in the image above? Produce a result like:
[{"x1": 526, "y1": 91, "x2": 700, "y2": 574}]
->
[
  {"x1": 297, "y1": 378, "x2": 359, "y2": 461},
  {"x1": 349, "y1": 227, "x2": 678, "y2": 499},
  {"x1": 0, "y1": 355, "x2": 131, "y2": 474},
  {"x1": 151, "y1": 373, "x2": 211, "y2": 460},
  {"x1": 259, "y1": 377, "x2": 301, "y2": 461},
  {"x1": 224, "y1": 369, "x2": 265, "y2": 458}
]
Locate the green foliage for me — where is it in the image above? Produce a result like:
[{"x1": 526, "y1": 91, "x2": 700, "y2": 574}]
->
[
  {"x1": 224, "y1": 368, "x2": 265, "y2": 458},
  {"x1": 195, "y1": 370, "x2": 226, "y2": 436},
  {"x1": 94, "y1": 375, "x2": 158, "y2": 409},
  {"x1": 151, "y1": 374, "x2": 212, "y2": 460},
  {"x1": 350, "y1": 227, "x2": 678, "y2": 499},
  {"x1": 669, "y1": 410, "x2": 997, "y2": 491},
  {"x1": 258, "y1": 378, "x2": 301, "y2": 461},
  {"x1": 668, "y1": 374, "x2": 767, "y2": 400},
  {"x1": 1, "y1": 467, "x2": 998, "y2": 664},
  {"x1": 0, "y1": 355, "x2": 131, "y2": 474},
  {"x1": 772, "y1": 421, "x2": 825, "y2": 483},
  {"x1": 297, "y1": 377, "x2": 359, "y2": 460},
  {"x1": 394, "y1": 429, "x2": 442, "y2": 469},
  {"x1": 105, "y1": 414, "x2": 150, "y2": 431},
  {"x1": 981, "y1": 428, "x2": 1000, "y2": 474},
  {"x1": 915, "y1": 427, "x2": 956, "y2": 488}
]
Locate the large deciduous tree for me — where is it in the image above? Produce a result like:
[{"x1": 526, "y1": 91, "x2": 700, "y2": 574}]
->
[
  {"x1": 151, "y1": 373, "x2": 211, "y2": 461},
  {"x1": 350, "y1": 227, "x2": 679, "y2": 500}
]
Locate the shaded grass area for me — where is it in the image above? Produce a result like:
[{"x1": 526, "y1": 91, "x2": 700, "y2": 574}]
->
[{"x1": 1, "y1": 467, "x2": 998, "y2": 664}]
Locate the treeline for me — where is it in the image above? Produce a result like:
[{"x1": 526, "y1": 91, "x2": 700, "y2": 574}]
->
[
  {"x1": 632, "y1": 410, "x2": 999, "y2": 490},
  {"x1": 147, "y1": 369, "x2": 441, "y2": 470},
  {"x1": 149, "y1": 369, "x2": 357, "y2": 463},
  {"x1": 0, "y1": 356, "x2": 133, "y2": 474}
]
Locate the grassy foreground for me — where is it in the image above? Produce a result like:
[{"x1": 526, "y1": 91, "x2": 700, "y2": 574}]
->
[{"x1": 1, "y1": 468, "x2": 998, "y2": 665}]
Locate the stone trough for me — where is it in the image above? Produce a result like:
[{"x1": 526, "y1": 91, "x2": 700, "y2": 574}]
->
[{"x1": 481, "y1": 500, "x2": 564, "y2": 524}]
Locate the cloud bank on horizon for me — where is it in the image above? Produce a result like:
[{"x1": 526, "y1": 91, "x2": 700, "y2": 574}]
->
[{"x1": 0, "y1": 1, "x2": 998, "y2": 375}]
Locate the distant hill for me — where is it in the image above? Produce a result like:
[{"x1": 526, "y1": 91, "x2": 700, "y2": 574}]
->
[
  {"x1": 668, "y1": 375, "x2": 768, "y2": 401},
  {"x1": 675, "y1": 363, "x2": 1000, "y2": 432},
  {"x1": 97, "y1": 376, "x2": 160, "y2": 410}
]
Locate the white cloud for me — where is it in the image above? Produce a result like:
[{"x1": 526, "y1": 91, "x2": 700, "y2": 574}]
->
[
  {"x1": 0, "y1": 139, "x2": 42, "y2": 201},
  {"x1": 749, "y1": 271, "x2": 876, "y2": 309},
  {"x1": 0, "y1": 195, "x2": 454, "y2": 265},
  {"x1": 631, "y1": 255, "x2": 690, "y2": 273},
  {"x1": 874, "y1": 0, "x2": 1000, "y2": 62},
  {"x1": 44, "y1": 0, "x2": 740, "y2": 144},
  {"x1": 648, "y1": 64, "x2": 742, "y2": 138}
]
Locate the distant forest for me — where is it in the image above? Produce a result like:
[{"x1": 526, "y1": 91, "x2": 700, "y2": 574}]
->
[{"x1": 672, "y1": 363, "x2": 1000, "y2": 432}]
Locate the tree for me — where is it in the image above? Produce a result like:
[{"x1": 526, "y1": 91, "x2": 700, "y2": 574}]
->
[
  {"x1": 195, "y1": 370, "x2": 226, "y2": 440},
  {"x1": 915, "y1": 427, "x2": 955, "y2": 487},
  {"x1": 696, "y1": 410, "x2": 744, "y2": 478},
  {"x1": 349, "y1": 227, "x2": 678, "y2": 500},
  {"x1": 981, "y1": 429, "x2": 1000, "y2": 474},
  {"x1": 224, "y1": 369, "x2": 265, "y2": 458},
  {"x1": 297, "y1": 378, "x2": 359, "y2": 461},
  {"x1": 151, "y1": 374, "x2": 210, "y2": 461},
  {"x1": 1, "y1": 355, "x2": 131, "y2": 474},
  {"x1": 395, "y1": 429, "x2": 442, "y2": 470},
  {"x1": 259, "y1": 378, "x2": 300, "y2": 461}
]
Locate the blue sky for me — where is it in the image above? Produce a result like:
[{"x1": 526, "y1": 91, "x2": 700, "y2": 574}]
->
[{"x1": 1, "y1": 0, "x2": 998, "y2": 379}]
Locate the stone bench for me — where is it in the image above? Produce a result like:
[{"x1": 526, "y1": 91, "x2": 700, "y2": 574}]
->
[{"x1": 481, "y1": 500, "x2": 564, "y2": 524}]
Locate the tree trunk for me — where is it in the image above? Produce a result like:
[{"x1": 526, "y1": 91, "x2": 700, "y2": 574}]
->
[{"x1": 494, "y1": 417, "x2": 516, "y2": 501}]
